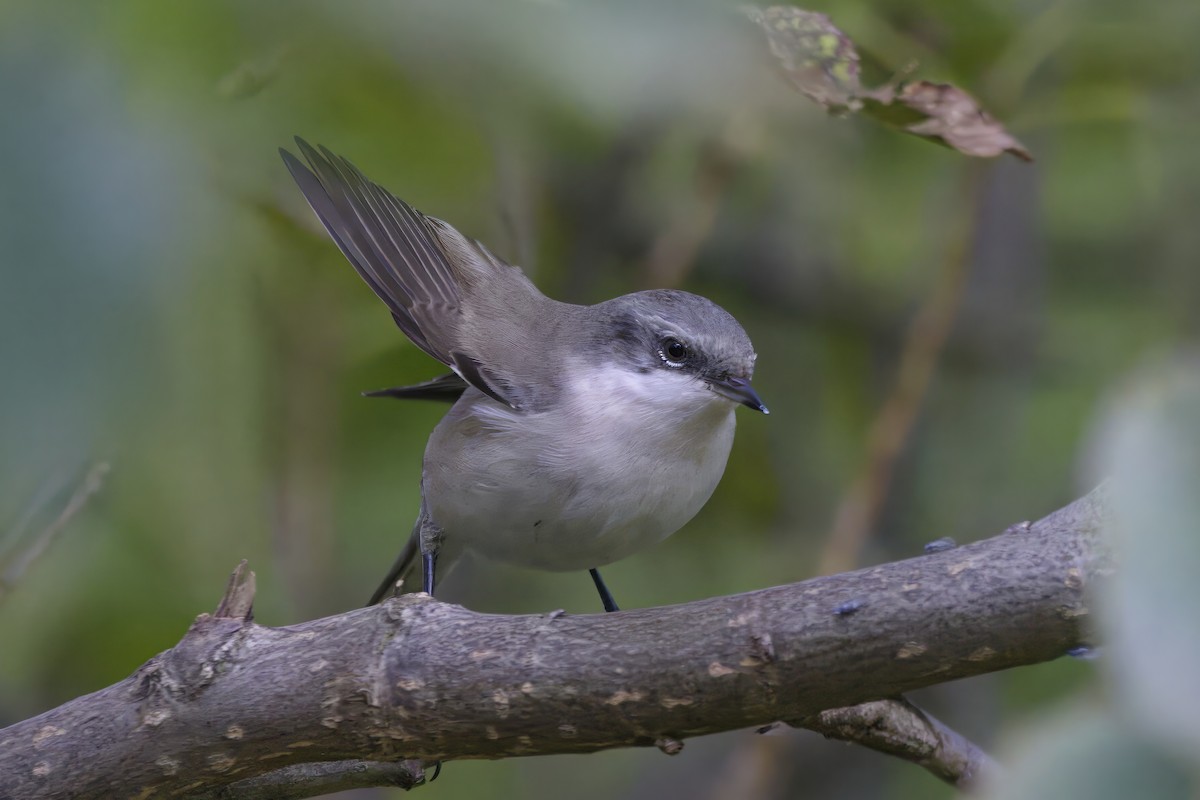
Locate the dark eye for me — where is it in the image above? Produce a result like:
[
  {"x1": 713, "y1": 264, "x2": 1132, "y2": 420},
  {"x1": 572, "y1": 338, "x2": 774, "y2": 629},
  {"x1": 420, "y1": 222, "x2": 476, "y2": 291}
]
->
[{"x1": 660, "y1": 338, "x2": 689, "y2": 366}]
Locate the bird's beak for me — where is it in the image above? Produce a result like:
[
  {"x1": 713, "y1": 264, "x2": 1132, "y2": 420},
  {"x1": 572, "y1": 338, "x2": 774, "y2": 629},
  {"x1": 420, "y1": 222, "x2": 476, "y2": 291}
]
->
[{"x1": 709, "y1": 375, "x2": 769, "y2": 414}]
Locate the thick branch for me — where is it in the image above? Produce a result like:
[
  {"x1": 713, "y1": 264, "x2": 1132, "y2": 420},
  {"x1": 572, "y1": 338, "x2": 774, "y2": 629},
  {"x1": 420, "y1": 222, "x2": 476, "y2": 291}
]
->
[{"x1": 0, "y1": 487, "x2": 1109, "y2": 799}]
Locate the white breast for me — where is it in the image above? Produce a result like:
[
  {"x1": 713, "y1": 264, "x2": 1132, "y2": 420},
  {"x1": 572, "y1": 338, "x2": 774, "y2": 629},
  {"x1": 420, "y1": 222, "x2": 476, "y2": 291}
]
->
[{"x1": 423, "y1": 365, "x2": 738, "y2": 571}]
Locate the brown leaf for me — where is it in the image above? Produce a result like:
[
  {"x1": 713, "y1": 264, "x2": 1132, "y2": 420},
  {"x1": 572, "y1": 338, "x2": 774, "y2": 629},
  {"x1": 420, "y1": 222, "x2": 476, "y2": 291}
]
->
[{"x1": 868, "y1": 81, "x2": 1033, "y2": 162}]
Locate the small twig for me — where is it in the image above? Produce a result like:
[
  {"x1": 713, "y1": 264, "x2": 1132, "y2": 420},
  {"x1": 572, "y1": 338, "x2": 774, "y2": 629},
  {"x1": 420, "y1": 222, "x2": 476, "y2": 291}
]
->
[
  {"x1": 701, "y1": 731, "x2": 792, "y2": 800},
  {"x1": 192, "y1": 759, "x2": 425, "y2": 800},
  {"x1": 643, "y1": 116, "x2": 758, "y2": 288},
  {"x1": 710, "y1": 691, "x2": 997, "y2": 795},
  {"x1": 797, "y1": 697, "x2": 1002, "y2": 791},
  {"x1": 0, "y1": 461, "x2": 110, "y2": 601},
  {"x1": 213, "y1": 560, "x2": 257, "y2": 621},
  {"x1": 0, "y1": 465, "x2": 78, "y2": 557},
  {"x1": 488, "y1": 120, "x2": 538, "y2": 275},
  {"x1": 818, "y1": 164, "x2": 984, "y2": 574}
]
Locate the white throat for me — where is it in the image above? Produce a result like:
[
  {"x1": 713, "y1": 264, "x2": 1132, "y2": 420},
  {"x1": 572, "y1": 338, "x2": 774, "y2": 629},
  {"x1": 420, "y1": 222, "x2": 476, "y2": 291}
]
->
[{"x1": 569, "y1": 363, "x2": 734, "y2": 448}]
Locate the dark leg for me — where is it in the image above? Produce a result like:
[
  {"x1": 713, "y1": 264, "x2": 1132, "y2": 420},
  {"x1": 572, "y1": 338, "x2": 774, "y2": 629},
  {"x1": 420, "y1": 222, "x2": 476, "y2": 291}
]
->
[
  {"x1": 423, "y1": 551, "x2": 438, "y2": 596},
  {"x1": 589, "y1": 568, "x2": 620, "y2": 613},
  {"x1": 419, "y1": 553, "x2": 445, "y2": 778}
]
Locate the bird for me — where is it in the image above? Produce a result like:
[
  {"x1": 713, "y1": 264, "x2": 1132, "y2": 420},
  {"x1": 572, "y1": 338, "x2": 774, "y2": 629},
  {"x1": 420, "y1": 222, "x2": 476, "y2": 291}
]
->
[{"x1": 280, "y1": 138, "x2": 767, "y2": 612}]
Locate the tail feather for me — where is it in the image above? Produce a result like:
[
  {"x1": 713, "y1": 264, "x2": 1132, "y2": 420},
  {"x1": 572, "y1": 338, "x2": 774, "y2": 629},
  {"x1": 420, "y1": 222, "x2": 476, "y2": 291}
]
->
[
  {"x1": 363, "y1": 372, "x2": 468, "y2": 404},
  {"x1": 368, "y1": 533, "x2": 420, "y2": 605}
]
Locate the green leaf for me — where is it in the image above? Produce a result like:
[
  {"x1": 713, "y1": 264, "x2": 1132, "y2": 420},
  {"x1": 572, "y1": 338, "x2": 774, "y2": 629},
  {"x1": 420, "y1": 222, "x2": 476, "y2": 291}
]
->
[{"x1": 741, "y1": 5, "x2": 861, "y2": 112}]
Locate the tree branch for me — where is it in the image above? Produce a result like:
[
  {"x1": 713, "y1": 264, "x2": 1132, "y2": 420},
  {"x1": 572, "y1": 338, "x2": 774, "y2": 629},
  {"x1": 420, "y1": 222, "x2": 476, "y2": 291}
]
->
[
  {"x1": 796, "y1": 697, "x2": 1002, "y2": 790},
  {"x1": 0, "y1": 486, "x2": 1109, "y2": 799}
]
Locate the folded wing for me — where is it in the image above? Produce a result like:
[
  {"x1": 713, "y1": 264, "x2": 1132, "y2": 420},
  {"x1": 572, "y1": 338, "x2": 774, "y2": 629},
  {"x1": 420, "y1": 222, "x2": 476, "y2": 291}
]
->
[{"x1": 281, "y1": 138, "x2": 542, "y2": 409}]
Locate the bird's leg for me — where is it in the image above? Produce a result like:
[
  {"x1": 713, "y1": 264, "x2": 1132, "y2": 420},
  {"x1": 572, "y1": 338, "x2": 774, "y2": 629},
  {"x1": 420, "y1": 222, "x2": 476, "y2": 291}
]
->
[
  {"x1": 422, "y1": 551, "x2": 437, "y2": 596},
  {"x1": 589, "y1": 568, "x2": 620, "y2": 613},
  {"x1": 415, "y1": 515, "x2": 446, "y2": 782},
  {"x1": 417, "y1": 512, "x2": 445, "y2": 597}
]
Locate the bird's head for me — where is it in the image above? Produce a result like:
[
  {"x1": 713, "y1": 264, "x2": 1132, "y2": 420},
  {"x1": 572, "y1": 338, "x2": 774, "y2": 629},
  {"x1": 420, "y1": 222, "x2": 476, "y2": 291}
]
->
[{"x1": 595, "y1": 289, "x2": 767, "y2": 415}]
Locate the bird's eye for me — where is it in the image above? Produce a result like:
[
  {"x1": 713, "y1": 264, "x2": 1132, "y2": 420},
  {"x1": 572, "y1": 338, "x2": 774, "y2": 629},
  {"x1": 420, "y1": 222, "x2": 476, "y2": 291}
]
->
[{"x1": 660, "y1": 338, "x2": 689, "y2": 367}]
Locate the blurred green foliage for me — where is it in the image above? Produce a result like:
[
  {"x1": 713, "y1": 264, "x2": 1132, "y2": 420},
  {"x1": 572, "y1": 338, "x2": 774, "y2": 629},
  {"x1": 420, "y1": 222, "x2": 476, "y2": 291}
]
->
[{"x1": 1, "y1": 0, "x2": 1198, "y2": 798}]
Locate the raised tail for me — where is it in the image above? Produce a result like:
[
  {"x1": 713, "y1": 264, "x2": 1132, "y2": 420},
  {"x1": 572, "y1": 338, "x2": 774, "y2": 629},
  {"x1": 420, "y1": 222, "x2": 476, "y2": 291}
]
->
[
  {"x1": 367, "y1": 531, "x2": 420, "y2": 605},
  {"x1": 363, "y1": 372, "x2": 468, "y2": 404}
]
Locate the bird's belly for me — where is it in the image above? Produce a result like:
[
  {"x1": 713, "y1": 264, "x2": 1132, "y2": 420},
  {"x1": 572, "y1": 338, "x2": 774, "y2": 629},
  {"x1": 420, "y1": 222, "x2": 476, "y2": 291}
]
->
[
  {"x1": 424, "y1": 404, "x2": 736, "y2": 571},
  {"x1": 428, "y1": 461, "x2": 724, "y2": 570}
]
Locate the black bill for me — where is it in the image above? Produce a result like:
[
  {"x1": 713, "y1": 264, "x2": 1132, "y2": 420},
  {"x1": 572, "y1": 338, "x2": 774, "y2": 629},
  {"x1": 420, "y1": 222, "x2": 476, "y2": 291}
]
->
[{"x1": 709, "y1": 375, "x2": 769, "y2": 414}]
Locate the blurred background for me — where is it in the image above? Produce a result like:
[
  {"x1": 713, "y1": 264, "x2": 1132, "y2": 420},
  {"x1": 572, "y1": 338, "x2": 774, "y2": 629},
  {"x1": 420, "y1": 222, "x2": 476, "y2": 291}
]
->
[{"x1": 1, "y1": 0, "x2": 1198, "y2": 798}]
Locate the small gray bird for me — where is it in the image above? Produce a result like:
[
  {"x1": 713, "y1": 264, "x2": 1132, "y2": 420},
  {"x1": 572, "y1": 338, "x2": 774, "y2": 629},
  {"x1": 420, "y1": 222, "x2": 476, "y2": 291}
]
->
[{"x1": 281, "y1": 138, "x2": 767, "y2": 611}]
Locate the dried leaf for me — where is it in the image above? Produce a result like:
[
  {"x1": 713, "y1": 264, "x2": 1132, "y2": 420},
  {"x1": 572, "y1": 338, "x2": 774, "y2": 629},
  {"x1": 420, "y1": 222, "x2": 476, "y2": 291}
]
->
[
  {"x1": 745, "y1": 5, "x2": 1032, "y2": 162},
  {"x1": 866, "y1": 81, "x2": 1033, "y2": 162}
]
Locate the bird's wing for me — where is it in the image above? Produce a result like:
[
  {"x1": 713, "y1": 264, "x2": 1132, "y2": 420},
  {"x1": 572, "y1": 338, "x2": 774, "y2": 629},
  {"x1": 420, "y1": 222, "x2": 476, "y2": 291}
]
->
[
  {"x1": 362, "y1": 372, "x2": 468, "y2": 404},
  {"x1": 281, "y1": 138, "x2": 543, "y2": 409}
]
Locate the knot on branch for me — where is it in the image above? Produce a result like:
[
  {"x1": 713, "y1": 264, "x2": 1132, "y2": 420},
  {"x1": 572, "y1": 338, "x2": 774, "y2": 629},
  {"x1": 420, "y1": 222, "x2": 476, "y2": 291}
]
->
[{"x1": 214, "y1": 560, "x2": 256, "y2": 621}]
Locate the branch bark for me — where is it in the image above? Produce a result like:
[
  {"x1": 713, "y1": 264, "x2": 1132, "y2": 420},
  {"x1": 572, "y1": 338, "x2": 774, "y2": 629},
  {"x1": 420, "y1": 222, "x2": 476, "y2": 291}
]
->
[{"x1": 0, "y1": 486, "x2": 1110, "y2": 799}]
